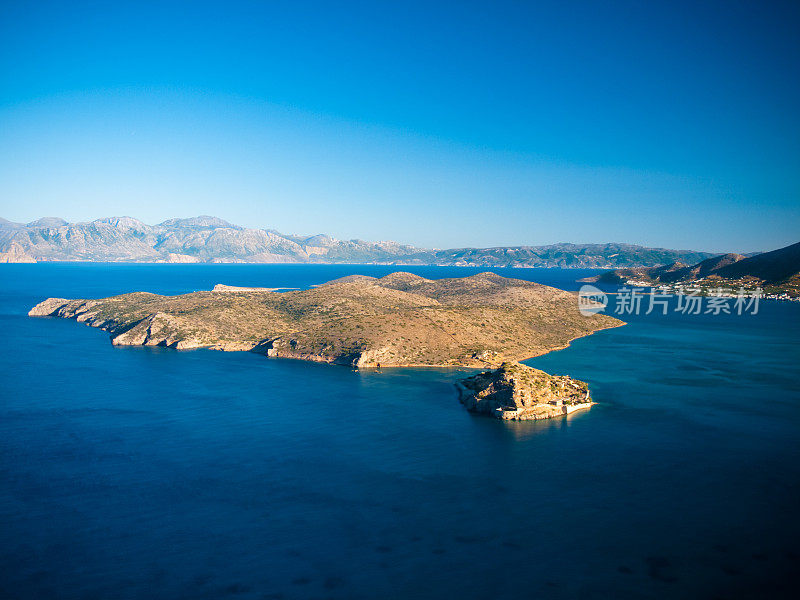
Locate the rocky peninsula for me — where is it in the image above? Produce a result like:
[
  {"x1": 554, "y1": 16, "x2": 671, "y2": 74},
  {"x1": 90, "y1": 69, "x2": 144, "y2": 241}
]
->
[{"x1": 28, "y1": 272, "x2": 622, "y2": 368}]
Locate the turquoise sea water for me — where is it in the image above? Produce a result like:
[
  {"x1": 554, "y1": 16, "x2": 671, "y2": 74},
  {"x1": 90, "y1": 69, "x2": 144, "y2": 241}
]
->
[{"x1": 1, "y1": 264, "x2": 798, "y2": 599}]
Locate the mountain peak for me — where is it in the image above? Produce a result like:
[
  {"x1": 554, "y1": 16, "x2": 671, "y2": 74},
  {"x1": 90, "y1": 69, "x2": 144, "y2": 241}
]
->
[
  {"x1": 27, "y1": 217, "x2": 68, "y2": 228},
  {"x1": 1, "y1": 214, "x2": 722, "y2": 268},
  {"x1": 158, "y1": 216, "x2": 239, "y2": 230},
  {"x1": 93, "y1": 216, "x2": 150, "y2": 230},
  {"x1": 714, "y1": 242, "x2": 800, "y2": 283}
]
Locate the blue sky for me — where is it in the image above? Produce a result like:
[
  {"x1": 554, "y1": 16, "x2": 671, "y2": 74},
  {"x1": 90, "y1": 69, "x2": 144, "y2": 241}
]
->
[{"x1": 1, "y1": 0, "x2": 798, "y2": 253}]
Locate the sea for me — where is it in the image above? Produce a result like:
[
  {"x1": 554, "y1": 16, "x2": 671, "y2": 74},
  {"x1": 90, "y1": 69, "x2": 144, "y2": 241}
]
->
[{"x1": 1, "y1": 263, "x2": 798, "y2": 599}]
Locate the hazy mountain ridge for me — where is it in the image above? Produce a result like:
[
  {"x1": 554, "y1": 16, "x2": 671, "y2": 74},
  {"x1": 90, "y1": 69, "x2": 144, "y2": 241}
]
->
[
  {"x1": 0, "y1": 215, "x2": 716, "y2": 267},
  {"x1": 425, "y1": 243, "x2": 714, "y2": 269}
]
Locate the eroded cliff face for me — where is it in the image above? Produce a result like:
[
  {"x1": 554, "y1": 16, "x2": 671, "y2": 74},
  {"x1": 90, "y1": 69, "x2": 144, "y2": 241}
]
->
[
  {"x1": 457, "y1": 362, "x2": 592, "y2": 420},
  {"x1": 28, "y1": 298, "x2": 238, "y2": 351},
  {"x1": 0, "y1": 242, "x2": 36, "y2": 263}
]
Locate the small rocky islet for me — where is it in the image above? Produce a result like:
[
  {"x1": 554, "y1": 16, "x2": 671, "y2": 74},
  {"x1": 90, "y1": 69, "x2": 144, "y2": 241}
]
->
[
  {"x1": 29, "y1": 272, "x2": 620, "y2": 420},
  {"x1": 457, "y1": 361, "x2": 593, "y2": 420}
]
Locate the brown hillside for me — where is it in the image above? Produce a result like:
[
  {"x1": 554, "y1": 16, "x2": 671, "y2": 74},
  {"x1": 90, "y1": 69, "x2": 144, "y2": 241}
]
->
[{"x1": 29, "y1": 272, "x2": 623, "y2": 368}]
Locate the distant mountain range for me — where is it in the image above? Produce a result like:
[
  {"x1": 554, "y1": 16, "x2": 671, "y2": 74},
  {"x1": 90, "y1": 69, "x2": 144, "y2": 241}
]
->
[
  {"x1": 582, "y1": 241, "x2": 800, "y2": 298},
  {"x1": 1, "y1": 215, "x2": 719, "y2": 268}
]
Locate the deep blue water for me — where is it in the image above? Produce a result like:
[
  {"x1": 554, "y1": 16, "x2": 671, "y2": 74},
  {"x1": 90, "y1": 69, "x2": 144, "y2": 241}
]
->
[{"x1": 1, "y1": 264, "x2": 799, "y2": 599}]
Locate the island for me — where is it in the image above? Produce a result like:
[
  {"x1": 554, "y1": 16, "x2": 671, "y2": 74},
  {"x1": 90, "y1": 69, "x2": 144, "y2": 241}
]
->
[
  {"x1": 457, "y1": 361, "x2": 593, "y2": 420},
  {"x1": 29, "y1": 272, "x2": 622, "y2": 418}
]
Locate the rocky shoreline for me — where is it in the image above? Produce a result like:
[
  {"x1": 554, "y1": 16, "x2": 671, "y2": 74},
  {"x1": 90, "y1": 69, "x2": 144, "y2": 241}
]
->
[
  {"x1": 457, "y1": 362, "x2": 593, "y2": 420},
  {"x1": 28, "y1": 272, "x2": 622, "y2": 369},
  {"x1": 29, "y1": 273, "x2": 614, "y2": 420}
]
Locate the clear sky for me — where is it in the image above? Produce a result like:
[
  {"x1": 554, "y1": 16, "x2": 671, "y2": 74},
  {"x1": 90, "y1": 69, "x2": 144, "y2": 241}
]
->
[{"x1": 1, "y1": 0, "x2": 798, "y2": 253}]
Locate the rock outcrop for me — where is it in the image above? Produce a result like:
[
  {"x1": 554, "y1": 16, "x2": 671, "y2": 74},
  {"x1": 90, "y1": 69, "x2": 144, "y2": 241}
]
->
[
  {"x1": 0, "y1": 242, "x2": 36, "y2": 263},
  {"x1": 28, "y1": 297, "x2": 75, "y2": 316},
  {"x1": 456, "y1": 362, "x2": 593, "y2": 420}
]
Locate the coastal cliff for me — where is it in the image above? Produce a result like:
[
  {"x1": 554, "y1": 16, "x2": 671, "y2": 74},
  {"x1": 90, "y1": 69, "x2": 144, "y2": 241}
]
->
[
  {"x1": 28, "y1": 272, "x2": 623, "y2": 368},
  {"x1": 457, "y1": 362, "x2": 593, "y2": 420},
  {"x1": 0, "y1": 242, "x2": 36, "y2": 263}
]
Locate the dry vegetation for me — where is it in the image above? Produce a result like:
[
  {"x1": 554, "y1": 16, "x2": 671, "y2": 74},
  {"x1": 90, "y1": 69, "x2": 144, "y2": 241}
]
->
[{"x1": 30, "y1": 272, "x2": 623, "y2": 367}]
